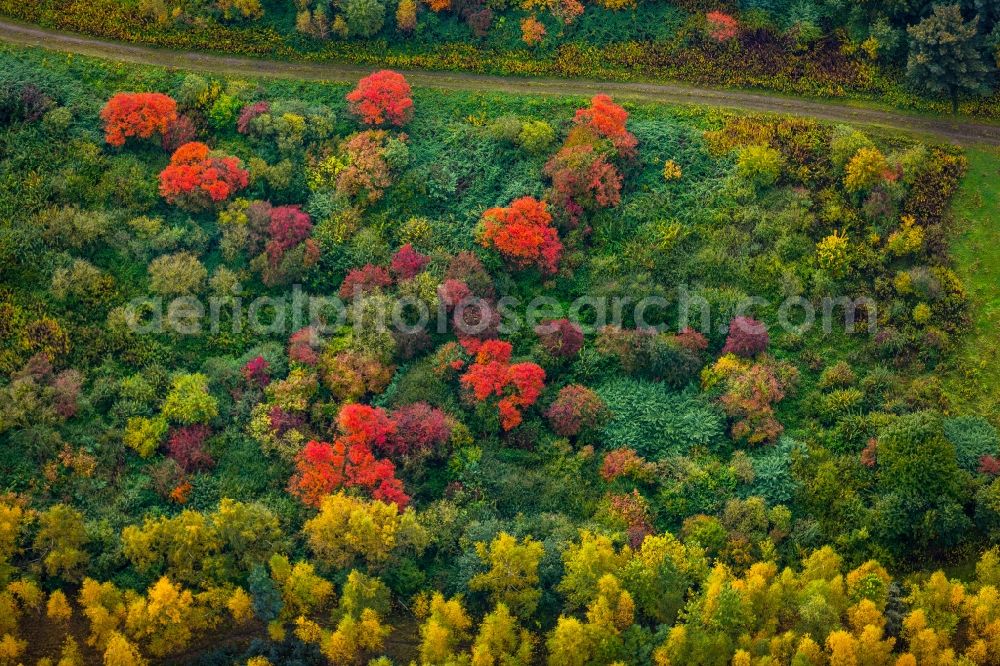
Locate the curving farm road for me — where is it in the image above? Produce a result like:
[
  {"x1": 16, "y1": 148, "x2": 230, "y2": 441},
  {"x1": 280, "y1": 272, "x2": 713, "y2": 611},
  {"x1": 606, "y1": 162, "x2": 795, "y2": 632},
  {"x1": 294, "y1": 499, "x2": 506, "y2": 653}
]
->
[{"x1": 2, "y1": 17, "x2": 1000, "y2": 146}]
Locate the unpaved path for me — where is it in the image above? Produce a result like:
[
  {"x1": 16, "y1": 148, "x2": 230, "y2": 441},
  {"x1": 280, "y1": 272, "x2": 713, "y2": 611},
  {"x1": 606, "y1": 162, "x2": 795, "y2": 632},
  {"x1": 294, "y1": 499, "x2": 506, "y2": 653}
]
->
[{"x1": 2, "y1": 18, "x2": 1000, "y2": 146}]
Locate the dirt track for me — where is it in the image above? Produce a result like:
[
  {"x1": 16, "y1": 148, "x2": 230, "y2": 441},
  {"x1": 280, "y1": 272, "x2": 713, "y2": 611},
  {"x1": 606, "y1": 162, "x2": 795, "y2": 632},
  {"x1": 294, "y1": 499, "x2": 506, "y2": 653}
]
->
[{"x1": 2, "y1": 18, "x2": 1000, "y2": 146}]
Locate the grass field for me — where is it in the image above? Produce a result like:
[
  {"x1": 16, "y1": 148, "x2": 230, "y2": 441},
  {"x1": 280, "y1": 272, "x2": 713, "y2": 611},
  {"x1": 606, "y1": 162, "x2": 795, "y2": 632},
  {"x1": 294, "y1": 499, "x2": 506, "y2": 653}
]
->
[{"x1": 945, "y1": 147, "x2": 1000, "y2": 423}]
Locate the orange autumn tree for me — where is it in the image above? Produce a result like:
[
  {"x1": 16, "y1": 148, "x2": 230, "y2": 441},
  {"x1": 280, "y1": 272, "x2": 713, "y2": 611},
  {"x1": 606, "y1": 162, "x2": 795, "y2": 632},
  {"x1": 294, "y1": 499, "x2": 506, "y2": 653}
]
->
[
  {"x1": 479, "y1": 196, "x2": 562, "y2": 275},
  {"x1": 521, "y1": 16, "x2": 546, "y2": 45},
  {"x1": 288, "y1": 404, "x2": 409, "y2": 508},
  {"x1": 158, "y1": 142, "x2": 249, "y2": 210},
  {"x1": 100, "y1": 92, "x2": 178, "y2": 147},
  {"x1": 572, "y1": 94, "x2": 637, "y2": 158},
  {"x1": 460, "y1": 340, "x2": 545, "y2": 430},
  {"x1": 346, "y1": 70, "x2": 414, "y2": 127}
]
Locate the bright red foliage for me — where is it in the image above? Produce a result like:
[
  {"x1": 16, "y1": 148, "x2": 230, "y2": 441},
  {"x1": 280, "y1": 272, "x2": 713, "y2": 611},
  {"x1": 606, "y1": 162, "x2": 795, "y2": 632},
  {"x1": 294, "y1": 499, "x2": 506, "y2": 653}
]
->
[
  {"x1": 386, "y1": 402, "x2": 452, "y2": 456},
  {"x1": 346, "y1": 70, "x2": 414, "y2": 127},
  {"x1": 460, "y1": 340, "x2": 546, "y2": 430},
  {"x1": 243, "y1": 356, "x2": 271, "y2": 388},
  {"x1": 158, "y1": 142, "x2": 249, "y2": 210},
  {"x1": 706, "y1": 11, "x2": 739, "y2": 42},
  {"x1": 722, "y1": 316, "x2": 770, "y2": 357},
  {"x1": 572, "y1": 94, "x2": 637, "y2": 158},
  {"x1": 391, "y1": 243, "x2": 429, "y2": 280},
  {"x1": 338, "y1": 403, "x2": 397, "y2": 450},
  {"x1": 289, "y1": 403, "x2": 409, "y2": 508},
  {"x1": 339, "y1": 264, "x2": 393, "y2": 299},
  {"x1": 480, "y1": 196, "x2": 562, "y2": 275},
  {"x1": 100, "y1": 92, "x2": 178, "y2": 147},
  {"x1": 168, "y1": 425, "x2": 214, "y2": 472}
]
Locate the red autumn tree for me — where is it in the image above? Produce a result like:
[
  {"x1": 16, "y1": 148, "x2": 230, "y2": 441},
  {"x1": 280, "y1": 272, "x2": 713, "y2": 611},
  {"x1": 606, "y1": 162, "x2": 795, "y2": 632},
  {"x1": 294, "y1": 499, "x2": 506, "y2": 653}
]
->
[
  {"x1": 544, "y1": 144, "x2": 623, "y2": 218},
  {"x1": 722, "y1": 316, "x2": 769, "y2": 357},
  {"x1": 339, "y1": 264, "x2": 393, "y2": 299},
  {"x1": 391, "y1": 243, "x2": 430, "y2": 280},
  {"x1": 546, "y1": 384, "x2": 608, "y2": 438},
  {"x1": 674, "y1": 327, "x2": 709, "y2": 354},
  {"x1": 719, "y1": 360, "x2": 794, "y2": 445},
  {"x1": 706, "y1": 11, "x2": 739, "y2": 42},
  {"x1": 572, "y1": 94, "x2": 637, "y2": 158},
  {"x1": 289, "y1": 326, "x2": 322, "y2": 366},
  {"x1": 535, "y1": 318, "x2": 584, "y2": 358},
  {"x1": 479, "y1": 196, "x2": 562, "y2": 275},
  {"x1": 289, "y1": 404, "x2": 409, "y2": 508},
  {"x1": 236, "y1": 101, "x2": 270, "y2": 134},
  {"x1": 346, "y1": 70, "x2": 414, "y2": 127},
  {"x1": 385, "y1": 402, "x2": 453, "y2": 456},
  {"x1": 445, "y1": 251, "x2": 494, "y2": 299},
  {"x1": 100, "y1": 92, "x2": 178, "y2": 147},
  {"x1": 168, "y1": 425, "x2": 214, "y2": 472},
  {"x1": 243, "y1": 356, "x2": 271, "y2": 388},
  {"x1": 460, "y1": 340, "x2": 546, "y2": 430},
  {"x1": 438, "y1": 279, "x2": 473, "y2": 311},
  {"x1": 158, "y1": 142, "x2": 249, "y2": 210},
  {"x1": 266, "y1": 205, "x2": 314, "y2": 266}
]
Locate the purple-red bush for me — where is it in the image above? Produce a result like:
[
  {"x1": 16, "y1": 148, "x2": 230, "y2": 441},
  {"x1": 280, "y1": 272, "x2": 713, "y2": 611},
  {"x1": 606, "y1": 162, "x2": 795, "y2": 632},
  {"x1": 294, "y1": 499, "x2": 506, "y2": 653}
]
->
[
  {"x1": 391, "y1": 243, "x2": 429, "y2": 280},
  {"x1": 546, "y1": 384, "x2": 609, "y2": 438},
  {"x1": 386, "y1": 402, "x2": 452, "y2": 456},
  {"x1": 722, "y1": 316, "x2": 769, "y2": 357},
  {"x1": 535, "y1": 318, "x2": 584, "y2": 358},
  {"x1": 339, "y1": 264, "x2": 393, "y2": 299},
  {"x1": 168, "y1": 425, "x2": 214, "y2": 472}
]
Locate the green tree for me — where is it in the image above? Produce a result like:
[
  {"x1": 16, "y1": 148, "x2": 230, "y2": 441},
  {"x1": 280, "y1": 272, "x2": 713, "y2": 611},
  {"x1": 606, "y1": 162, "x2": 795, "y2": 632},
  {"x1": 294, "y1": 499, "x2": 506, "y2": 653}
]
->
[
  {"x1": 907, "y1": 4, "x2": 990, "y2": 113},
  {"x1": 344, "y1": 0, "x2": 385, "y2": 37},
  {"x1": 876, "y1": 411, "x2": 970, "y2": 553},
  {"x1": 161, "y1": 374, "x2": 218, "y2": 424}
]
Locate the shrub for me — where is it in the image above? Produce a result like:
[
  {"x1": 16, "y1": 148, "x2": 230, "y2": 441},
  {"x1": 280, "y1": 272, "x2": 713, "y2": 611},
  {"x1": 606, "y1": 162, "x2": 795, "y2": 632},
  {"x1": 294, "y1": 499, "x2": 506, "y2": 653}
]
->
[
  {"x1": 721, "y1": 316, "x2": 769, "y2": 357},
  {"x1": 346, "y1": 70, "x2": 413, "y2": 127},
  {"x1": 535, "y1": 318, "x2": 584, "y2": 358},
  {"x1": 736, "y1": 145, "x2": 782, "y2": 188},
  {"x1": 340, "y1": 264, "x2": 393, "y2": 299},
  {"x1": 596, "y1": 377, "x2": 724, "y2": 458},
  {"x1": 572, "y1": 94, "x2": 637, "y2": 157},
  {"x1": 479, "y1": 196, "x2": 562, "y2": 275},
  {"x1": 159, "y1": 142, "x2": 249, "y2": 210},
  {"x1": 391, "y1": 243, "x2": 429, "y2": 280},
  {"x1": 148, "y1": 252, "x2": 207, "y2": 297},
  {"x1": 943, "y1": 416, "x2": 1000, "y2": 473},
  {"x1": 161, "y1": 373, "x2": 218, "y2": 425},
  {"x1": 124, "y1": 415, "x2": 169, "y2": 458},
  {"x1": 167, "y1": 425, "x2": 214, "y2": 472},
  {"x1": 517, "y1": 119, "x2": 555, "y2": 153},
  {"x1": 844, "y1": 147, "x2": 889, "y2": 193},
  {"x1": 100, "y1": 92, "x2": 177, "y2": 147},
  {"x1": 387, "y1": 403, "x2": 452, "y2": 456},
  {"x1": 460, "y1": 340, "x2": 546, "y2": 430},
  {"x1": 521, "y1": 16, "x2": 546, "y2": 45},
  {"x1": 546, "y1": 384, "x2": 609, "y2": 439}
]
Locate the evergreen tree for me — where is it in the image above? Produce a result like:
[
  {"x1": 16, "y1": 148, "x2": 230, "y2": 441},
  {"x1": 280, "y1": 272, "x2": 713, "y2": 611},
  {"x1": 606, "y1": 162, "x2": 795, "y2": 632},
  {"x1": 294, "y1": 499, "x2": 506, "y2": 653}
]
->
[{"x1": 907, "y1": 4, "x2": 990, "y2": 113}]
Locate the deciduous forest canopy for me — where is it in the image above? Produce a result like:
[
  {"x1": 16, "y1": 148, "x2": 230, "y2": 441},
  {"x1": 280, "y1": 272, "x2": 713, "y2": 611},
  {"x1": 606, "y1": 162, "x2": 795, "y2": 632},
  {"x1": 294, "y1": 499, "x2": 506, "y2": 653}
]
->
[{"x1": 0, "y1": 8, "x2": 998, "y2": 663}]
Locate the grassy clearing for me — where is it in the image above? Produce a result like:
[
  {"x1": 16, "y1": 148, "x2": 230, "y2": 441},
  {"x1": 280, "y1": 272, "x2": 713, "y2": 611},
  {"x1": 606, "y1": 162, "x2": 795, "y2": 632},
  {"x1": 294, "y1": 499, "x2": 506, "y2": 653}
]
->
[{"x1": 944, "y1": 147, "x2": 1000, "y2": 423}]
